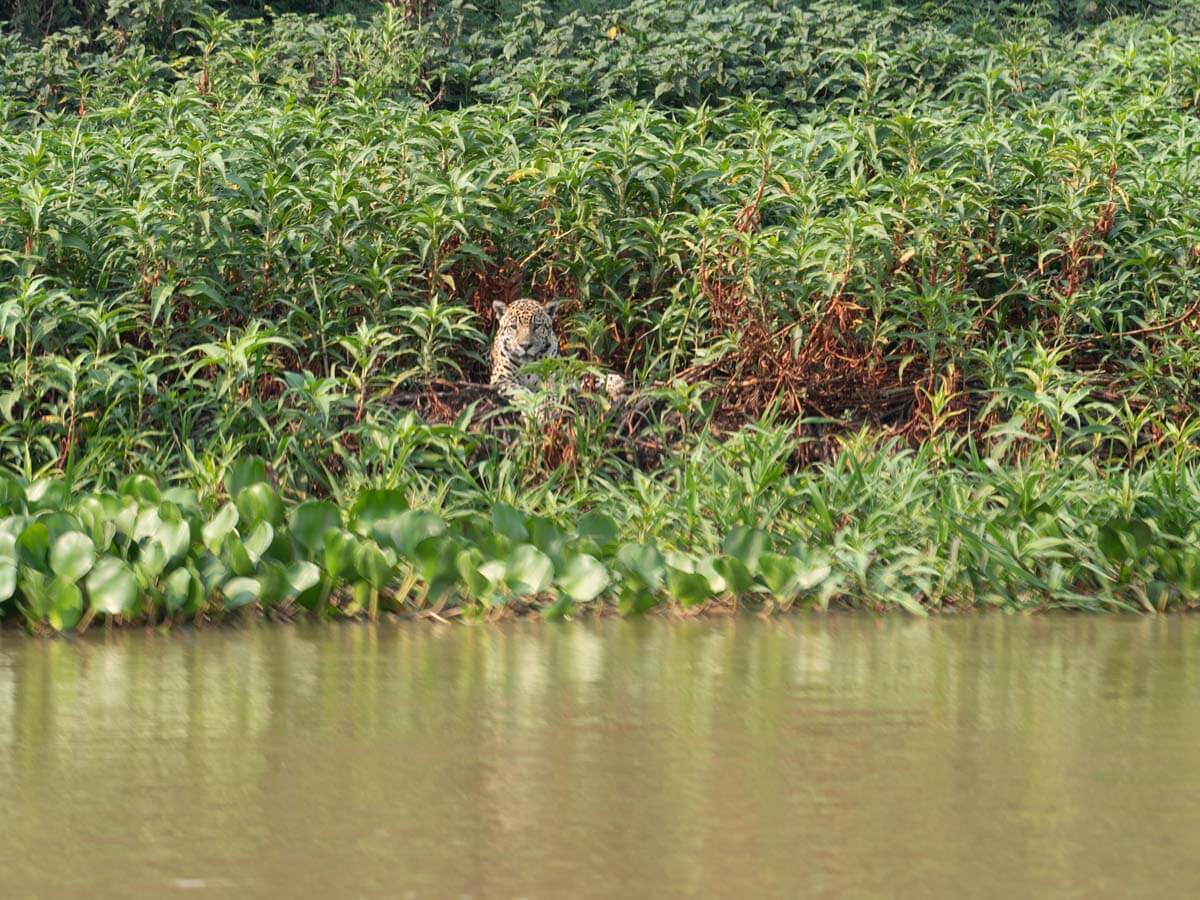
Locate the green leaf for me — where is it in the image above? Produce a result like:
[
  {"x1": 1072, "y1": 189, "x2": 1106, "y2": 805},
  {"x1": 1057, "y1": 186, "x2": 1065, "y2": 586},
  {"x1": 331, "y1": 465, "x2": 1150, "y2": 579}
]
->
[
  {"x1": 85, "y1": 557, "x2": 137, "y2": 614},
  {"x1": 163, "y1": 568, "x2": 193, "y2": 613},
  {"x1": 355, "y1": 540, "x2": 393, "y2": 588},
  {"x1": 351, "y1": 490, "x2": 408, "y2": 543},
  {"x1": 202, "y1": 503, "x2": 239, "y2": 553},
  {"x1": 713, "y1": 555, "x2": 755, "y2": 594},
  {"x1": 324, "y1": 529, "x2": 358, "y2": 580},
  {"x1": 17, "y1": 522, "x2": 50, "y2": 570},
  {"x1": 722, "y1": 527, "x2": 770, "y2": 570},
  {"x1": 0, "y1": 564, "x2": 16, "y2": 603},
  {"x1": 394, "y1": 510, "x2": 446, "y2": 558},
  {"x1": 616, "y1": 542, "x2": 666, "y2": 591},
  {"x1": 287, "y1": 561, "x2": 321, "y2": 596},
  {"x1": 118, "y1": 474, "x2": 160, "y2": 505},
  {"x1": 243, "y1": 521, "x2": 274, "y2": 561},
  {"x1": 49, "y1": 532, "x2": 96, "y2": 582},
  {"x1": 290, "y1": 501, "x2": 340, "y2": 554},
  {"x1": 508, "y1": 544, "x2": 554, "y2": 597},
  {"x1": 236, "y1": 482, "x2": 284, "y2": 528},
  {"x1": 222, "y1": 577, "x2": 261, "y2": 610},
  {"x1": 666, "y1": 567, "x2": 713, "y2": 607},
  {"x1": 557, "y1": 554, "x2": 609, "y2": 602},
  {"x1": 225, "y1": 456, "x2": 269, "y2": 498},
  {"x1": 491, "y1": 503, "x2": 528, "y2": 543},
  {"x1": 46, "y1": 577, "x2": 83, "y2": 631},
  {"x1": 577, "y1": 511, "x2": 618, "y2": 547}
]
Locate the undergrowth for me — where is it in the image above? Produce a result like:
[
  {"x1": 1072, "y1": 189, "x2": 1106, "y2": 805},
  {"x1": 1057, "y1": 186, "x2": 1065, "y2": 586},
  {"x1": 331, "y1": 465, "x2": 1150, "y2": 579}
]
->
[{"x1": 2, "y1": 0, "x2": 1200, "y2": 627}]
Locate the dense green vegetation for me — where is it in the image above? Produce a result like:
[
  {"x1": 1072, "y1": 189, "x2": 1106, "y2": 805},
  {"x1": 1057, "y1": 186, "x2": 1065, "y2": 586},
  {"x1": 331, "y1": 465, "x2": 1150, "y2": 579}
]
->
[{"x1": 2, "y1": 0, "x2": 1200, "y2": 628}]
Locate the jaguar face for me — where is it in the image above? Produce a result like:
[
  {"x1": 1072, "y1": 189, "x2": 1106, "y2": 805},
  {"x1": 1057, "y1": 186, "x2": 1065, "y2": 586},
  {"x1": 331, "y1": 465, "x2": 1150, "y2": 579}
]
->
[{"x1": 492, "y1": 298, "x2": 561, "y2": 362}]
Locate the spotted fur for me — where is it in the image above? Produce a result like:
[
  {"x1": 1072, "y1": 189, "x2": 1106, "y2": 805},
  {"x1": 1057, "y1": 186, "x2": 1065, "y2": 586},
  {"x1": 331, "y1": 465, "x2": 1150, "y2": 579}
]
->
[
  {"x1": 488, "y1": 298, "x2": 562, "y2": 395},
  {"x1": 488, "y1": 297, "x2": 627, "y2": 406}
]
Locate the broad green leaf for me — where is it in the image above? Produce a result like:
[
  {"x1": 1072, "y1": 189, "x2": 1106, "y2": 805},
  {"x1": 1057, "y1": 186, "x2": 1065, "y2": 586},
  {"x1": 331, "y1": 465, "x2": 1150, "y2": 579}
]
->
[
  {"x1": 508, "y1": 544, "x2": 554, "y2": 597},
  {"x1": 202, "y1": 503, "x2": 239, "y2": 553},
  {"x1": 577, "y1": 511, "x2": 618, "y2": 547},
  {"x1": 223, "y1": 577, "x2": 260, "y2": 610},
  {"x1": 225, "y1": 456, "x2": 269, "y2": 498},
  {"x1": 163, "y1": 568, "x2": 193, "y2": 613},
  {"x1": 49, "y1": 532, "x2": 96, "y2": 582},
  {"x1": 616, "y1": 543, "x2": 666, "y2": 592},
  {"x1": 557, "y1": 554, "x2": 609, "y2": 602},
  {"x1": 86, "y1": 557, "x2": 137, "y2": 614},
  {"x1": 491, "y1": 503, "x2": 527, "y2": 543},
  {"x1": 290, "y1": 501, "x2": 340, "y2": 554},
  {"x1": 666, "y1": 568, "x2": 713, "y2": 607},
  {"x1": 46, "y1": 577, "x2": 83, "y2": 631},
  {"x1": 236, "y1": 482, "x2": 284, "y2": 528},
  {"x1": 119, "y1": 474, "x2": 160, "y2": 505},
  {"x1": 0, "y1": 564, "x2": 16, "y2": 603},
  {"x1": 722, "y1": 527, "x2": 770, "y2": 570}
]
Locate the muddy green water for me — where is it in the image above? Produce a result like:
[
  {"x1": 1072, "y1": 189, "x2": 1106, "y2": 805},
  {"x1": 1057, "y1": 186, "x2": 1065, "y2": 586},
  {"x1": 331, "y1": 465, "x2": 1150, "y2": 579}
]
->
[{"x1": 1, "y1": 616, "x2": 1198, "y2": 898}]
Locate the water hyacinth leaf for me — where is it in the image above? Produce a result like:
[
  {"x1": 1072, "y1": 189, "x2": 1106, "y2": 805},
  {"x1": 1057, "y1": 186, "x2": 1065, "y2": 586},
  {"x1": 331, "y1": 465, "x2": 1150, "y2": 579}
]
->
[
  {"x1": 324, "y1": 529, "x2": 358, "y2": 580},
  {"x1": 395, "y1": 510, "x2": 446, "y2": 558},
  {"x1": 290, "y1": 501, "x2": 340, "y2": 554},
  {"x1": 137, "y1": 540, "x2": 168, "y2": 582},
  {"x1": 163, "y1": 568, "x2": 193, "y2": 613},
  {"x1": 287, "y1": 561, "x2": 321, "y2": 596},
  {"x1": 491, "y1": 503, "x2": 528, "y2": 543},
  {"x1": 202, "y1": 502, "x2": 239, "y2": 553},
  {"x1": 713, "y1": 555, "x2": 755, "y2": 594},
  {"x1": 236, "y1": 483, "x2": 285, "y2": 528},
  {"x1": 49, "y1": 532, "x2": 96, "y2": 583},
  {"x1": 0, "y1": 564, "x2": 16, "y2": 602},
  {"x1": 46, "y1": 578, "x2": 83, "y2": 631},
  {"x1": 757, "y1": 553, "x2": 802, "y2": 597},
  {"x1": 478, "y1": 559, "x2": 508, "y2": 594},
  {"x1": 41, "y1": 513, "x2": 83, "y2": 545},
  {"x1": 666, "y1": 568, "x2": 713, "y2": 607},
  {"x1": 456, "y1": 548, "x2": 491, "y2": 600},
  {"x1": 577, "y1": 511, "x2": 618, "y2": 548},
  {"x1": 557, "y1": 554, "x2": 609, "y2": 602},
  {"x1": 355, "y1": 540, "x2": 393, "y2": 588},
  {"x1": 350, "y1": 490, "x2": 408, "y2": 542},
  {"x1": 17, "y1": 522, "x2": 50, "y2": 570},
  {"x1": 528, "y1": 516, "x2": 568, "y2": 566},
  {"x1": 86, "y1": 557, "x2": 137, "y2": 614},
  {"x1": 616, "y1": 543, "x2": 666, "y2": 592},
  {"x1": 617, "y1": 582, "x2": 660, "y2": 616},
  {"x1": 223, "y1": 577, "x2": 261, "y2": 610},
  {"x1": 77, "y1": 497, "x2": 117, "y2": 551},
  {"x1": 225, "y1": 534, "x2": 256, "y2": 577},
  {"x1": 243, "y1": 521, "x2": 274, "y2": 561},
  {"x1": 0, "y1": 532, "x2": 14, "y2": 564},
  {"x1": 722, "y1": 527, "x2": 770, "y2": 570},
  {"x1": 508, "y1": 544, "x2": 554, "y2": 597},
  {"x1": 119, "y1": 474, "x2": 160, "y2": 505},
  {"x1": 257, "y1": 562, "x2": 290, "y2": 607},
  {"x1": 133, "y1": 507, "x2": 164, "y2": 543},
  {"x1": 696, "y1": 557, "x2": 728, "y2": 594},
  {"x1": 25, "y1": 479, "x2": 67, "y2": 512},
  {"x1": 413, "y1": 534, "x2": 459, "y2": 583},
  {"x1": 225, "y1": 456, "x2": 270, "y2": 498},
  {"x1": 155, "y1": 519, "x2": 192, "y2": 563}
]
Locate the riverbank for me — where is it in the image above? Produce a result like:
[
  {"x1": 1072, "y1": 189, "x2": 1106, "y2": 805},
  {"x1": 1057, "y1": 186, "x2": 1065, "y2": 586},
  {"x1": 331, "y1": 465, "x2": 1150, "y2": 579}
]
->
[
  {"x1": 4, "y1": 2, "x2": 1200, "y2": 629},
  {"x1": 3, "y1": 452, "x2": 1197, "y2": 633}
]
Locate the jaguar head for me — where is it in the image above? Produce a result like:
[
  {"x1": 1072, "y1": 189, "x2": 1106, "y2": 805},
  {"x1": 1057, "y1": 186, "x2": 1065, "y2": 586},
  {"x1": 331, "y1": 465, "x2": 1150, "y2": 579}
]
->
[{"x1": 492, "y1": 298, "x2": 562, "y2": 362}]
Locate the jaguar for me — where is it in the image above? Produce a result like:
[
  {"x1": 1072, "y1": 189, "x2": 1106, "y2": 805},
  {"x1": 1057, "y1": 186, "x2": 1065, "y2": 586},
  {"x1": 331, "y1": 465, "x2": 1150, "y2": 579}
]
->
[{"x1": 489, "y1": 298, "x2": 626, "y2": 402}]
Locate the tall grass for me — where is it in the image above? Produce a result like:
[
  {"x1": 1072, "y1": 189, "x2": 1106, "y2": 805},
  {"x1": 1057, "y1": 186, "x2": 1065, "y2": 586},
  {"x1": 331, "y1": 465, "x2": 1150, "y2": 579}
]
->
[{"x1": 1, "y1": 0, "x2": 1200, "y2": 627}]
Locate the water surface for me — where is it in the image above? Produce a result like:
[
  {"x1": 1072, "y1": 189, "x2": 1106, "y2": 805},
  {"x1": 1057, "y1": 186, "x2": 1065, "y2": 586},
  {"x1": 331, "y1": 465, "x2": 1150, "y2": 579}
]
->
[{"x1": 1, "y1": 615, "x2": 1197, "y2": 898}]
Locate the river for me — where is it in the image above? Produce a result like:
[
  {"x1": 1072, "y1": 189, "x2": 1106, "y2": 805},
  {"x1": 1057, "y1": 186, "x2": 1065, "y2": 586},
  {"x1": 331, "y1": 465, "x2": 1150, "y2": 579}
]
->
[{"x1": 0, "y1": 615, "x2": 1197, "y2": 897}]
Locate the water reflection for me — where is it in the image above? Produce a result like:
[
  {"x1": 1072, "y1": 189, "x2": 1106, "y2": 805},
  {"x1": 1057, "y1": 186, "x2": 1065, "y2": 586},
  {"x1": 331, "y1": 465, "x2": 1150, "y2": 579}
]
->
[{"x1": 0, "y1": 616, "x2": 1198, "y2": 897}]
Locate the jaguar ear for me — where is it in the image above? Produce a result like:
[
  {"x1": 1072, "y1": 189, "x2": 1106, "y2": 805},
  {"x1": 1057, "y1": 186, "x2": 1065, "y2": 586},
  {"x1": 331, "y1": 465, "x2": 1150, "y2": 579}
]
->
[
  {"x1": 543, "y1": 299, "x2": 565, "y2": 318},
  {"x1": 491, "y1": 300, "x2": 508, "y2": 318}
]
